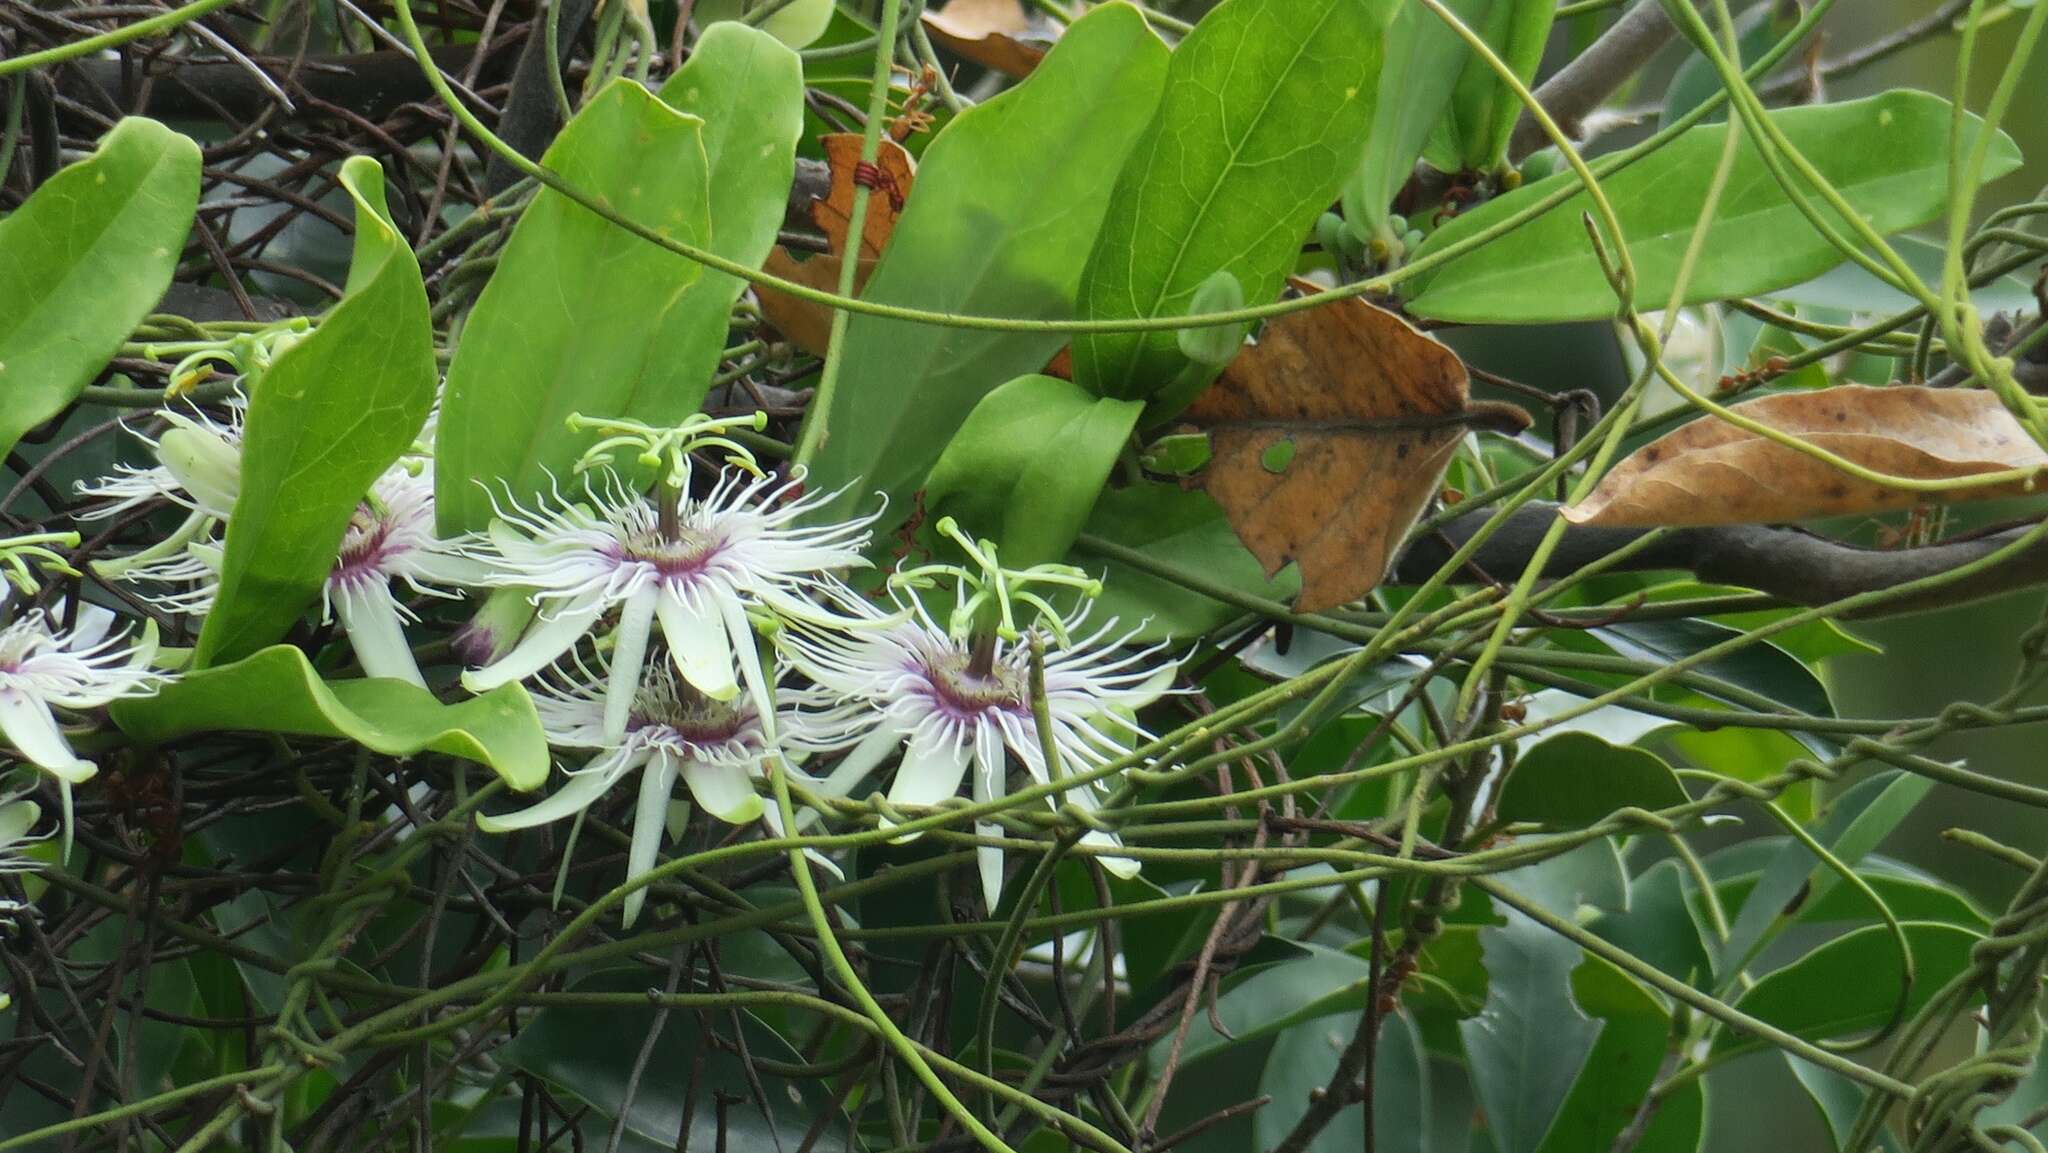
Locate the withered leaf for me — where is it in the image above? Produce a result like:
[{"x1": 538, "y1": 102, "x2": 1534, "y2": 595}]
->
[
  {"x1": 923, "y1": 0, "x2": 1052, "y2": 78},
  {"x1": 810, "y1": 133, "x2": 916, "y2": 260},
  {"x1": 1564, "y1": 384, "x2": 2048, "y2": 527},
  {"x1": 1185, "y1": 278, "x2": 1529, "y2": 612},
  {"x1": 754, "y1": 246, "x2": 873, "y2": 357}
]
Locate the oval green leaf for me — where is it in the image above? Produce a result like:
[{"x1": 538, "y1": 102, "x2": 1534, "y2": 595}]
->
[
  {"x1": 1496, "y1": 732, "x2": 1688, "y2": 828},
  {"x1": 1073, "y1": 0, "x2": 1395, "y2": 410},
  {"x1": 0, "y1": 118, "x2": 199, "y2": 460},
  {"x1": 111, "y1": 645, "x2": 548, "y2": 790},
  {"x1": 1405, "y1": 91, "x2": 2023, "y2": 323},
  {"x1": 1712, "y1": 921, "x2": 1979, "y2": 1056},
  {"x1": 799, "y1": 1, "x2": 1170, "y2": 531},
  {"x1": 196, "y1": 156, "x2": 436, "y2": 666}
]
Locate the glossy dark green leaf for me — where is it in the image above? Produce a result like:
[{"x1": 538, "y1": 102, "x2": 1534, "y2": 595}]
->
[
  {"x1": 1459, "y1": 911, "x2": 1603, "y2": 1153},
  {"x1": 1535, "y1": 953, "x2": 1672, "y2": 1153},
  {"x1": 1712, "y1": 921, "x2": 1978, "y2": 1056},
  {"x1": 1159, "y1": 943, "x2": 1373, "y2": 1066},
  {"x1": 196, "y1": 157, "x2": 436, "y2": 665},
  {"x1": 1593, "y1": 618, "x2": 1832, "y2": 719},
  {"x1": 1072, "y1": 0, "x2": 1395, "y2": 411},
  {"x1": 1255, "y1": 1010, "x2": 1428, "y2": 1153},
  {"x1": 922, "y1": 374, "x2": 1143, "y2": 568},
  {"x1": 1496, "y1": 732, "x2": 1688, "y2": 828},
  {"x1": 800, "y1": 2, "x2": 1169, "y2": 529},
  {"x1": 1405, "y1": 92, "x2": 2023, "y2": 323},
  {"x1": 0, "y1": 118, "x2": 199, "y2": 460},
  {"x1": 112, "y1": 645, "x2": 549, "y2": 789},
  {"x1": 1076, "y1": 482, "x2": 1299, "y2": 642},
  {"x1": 501, "y1": 969, "x2": 839, "y2": 1148},
  {"x1": 436, "y1": 57, "x2": 792, "y2": 531},
  {"x1": 1718, "y1": 870, "x2": 1987, "y2": 931},
  {"x1": 1715, "y1": 769, "x2": 1934, "y2": 978}
]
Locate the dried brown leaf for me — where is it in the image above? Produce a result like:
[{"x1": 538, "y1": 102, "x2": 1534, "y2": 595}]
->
[
  {"x1": 1564, "y1": 384, "x2": 2048, "y2": 527},
  {"x1": 1186, "y1": 279, "x2": 1529, "y2": 612},
  {"x1": 755, "y1": 246, "x2": 873, "y2": 357},
  {"x1": 811, "y1": 133, "x2": 916, "y2": 260},
  {"x1": 923, "y1": 0, "x2": 1052, "y2": 78}
]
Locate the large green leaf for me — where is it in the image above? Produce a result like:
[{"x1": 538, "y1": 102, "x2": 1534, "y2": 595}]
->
[
  {"x1": 196, "y1": 157, "x2": 436, "y2": 666},
  {"x1": 1786, "y1": 1055, "x2": 1904, "y2": 1153},
  {"x1": 1459, "y1": 911, "x2": 1603, "y2": 1153},
  {"x1": 0, "y1": 118, "x2": 198, "y2": 460},
  {"x1": 112, "y1": 645, "x2": 549, "y2": 790},
  {"x1": 1072, "y1": 0, "x2": 1394, "y2": 411},
  {"x1": 1405, "y1": 91, "x2": 2023, "y2": 323},
  {"x1": 1712, "y1": 921, "x2": 1979, "y2": 1056},
  {"x1": 501, "y1": 969, "x2": 841, "y2": 1148},
  {"x1": 434, "y1": 73, "x2": 739, "y2": 532},
  {"x1": 800, "y1": 2, "x2": 1168, "y2": 529},
  {"x1": 1255, "y1": 1010, "x2": 1428, "y2": 1153},
  {"x1": 1536, "y1": 953, "x2": 1673, "y2": 1153},
  {"x1": 1427, "y1": 0, "x2": 1553, "y2": 173},
  {"x1": 1496, "y1": 732, "x2": 1688, "y2": 828},
  {"x1": 1076, "y1": 482, "x2": 1298, "y2": 642},
  {"x1": 1343, "y1": 0, "x2": 1483, "y2": 241},
  {"x1": 1155, "y1": 943, "x2": 1373, "y2": 1067},
  {"x1": 1715, "y1": 769, "x2": 1935, "y2": 979},
  {"x1": 922, "y1": 375, "x2": 1142, "y2": 568}
]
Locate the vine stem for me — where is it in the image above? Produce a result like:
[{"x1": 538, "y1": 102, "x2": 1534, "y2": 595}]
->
[
  {"x1": 0, "y1": 0, "x2": 241, "y2": 77},
  {"x1": 792, "y1": 0, "x2": 902, "y2": 470},
  {"x1": 767, "y1": 755, "x2": 1020, "y2": 1153}
]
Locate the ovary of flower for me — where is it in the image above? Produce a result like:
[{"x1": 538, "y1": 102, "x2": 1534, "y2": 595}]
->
[
  {"x1": 460, "y1": 468, "x2": 874, "y2": 743},
  {"x1": 476, "y1": 654, "x2": 860, "y2": 927},
  {"x1": 784, "y1": 591, "x2": 1175, "y2": 909},
  {"x1": 323, "y1": 463, "x2": 488, "y2": 687},
  {"x1": 0, "y1": 601, "x2": 163, "y2": 855}
]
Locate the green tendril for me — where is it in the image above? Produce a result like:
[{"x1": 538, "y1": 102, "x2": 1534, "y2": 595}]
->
[{"x1": 565, "y1": 411, "x2": 772, "y2": 489}]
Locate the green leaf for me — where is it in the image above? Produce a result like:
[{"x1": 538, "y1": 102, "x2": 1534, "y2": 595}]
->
[
  {"x1": 196, "y1": 157, "x2": 436, "y2": 666},
  {"x1": 922, "y1": 375, "x2": 1142, "y2": 568},
  {"x1": 111, "y1": 645, "x2": 549, "y2": 789},
  {"x1": 800, "y1": 2, "x2": 1169, "y2": 530},
  {"x1": 1535, "y1": 953, "x2": 1673, "y2": 1153},
  {"x1": 1496, "y1": 732, "x2": 1688, "y2": 828},
  {"x1": 1786, "y1": 1055, "x2": 1904, "y2": 1153},
  {"x1": 1433, "y1": 0, "x2": 1554, "y2": 173},
  {"x1": 1343, "y1": 0, "x2": 1482, "y2": 239},
  {"x1": 1459, "y1": 910, "x2": 1603, "y2": 1153},
  {"x1": 1072, "y1": 0, "x2": 1395, "y2": 411},
  {"x1": 1589, "y1": 859, "x2": 1711, "y2": 985},
  {"x1": 1076, "y1": 482, "x2": 1298, "y2": 642},
  {"x1": 1772, "y1": 233, "x2": 2042, "y2": 317},
  {"x1": 1157, "y1": 943, "x2": 1374, "y2": 1067},
  {"x1": 695, "y1": 0, "x2": 833, "y2": 48},
  {"x1": 1658, "y1": 2, "x2": 1791, "y2": 129},
  {"x1": 1715, "y1": 769, "x2": 1935, "y2": 978},
  {"x1": 0, "y1": 118, "x2": 198, "y2": 460},
  {"x1": 1405, "y1": 91, "x2": 2024, "y2": 323},
  {"x1": 1255, "y1": 1010, "x2": 1429, "y2": 1153},
  {"x1": 501, "y1": 970, "x2": 840, "y2": 1148},
  {"x1": 1592, "y1": 618, "x2": 1832, "y2": 719},
  {"x1": 1712, "y1": 921, "x2": 1978, "y2": 1056},
  {"x1": 437, "y1": 64, "x2": 782, "y2": 532},
  {"x1": 1718, "y1": 870, "x2": 1987, "y2": 932}
]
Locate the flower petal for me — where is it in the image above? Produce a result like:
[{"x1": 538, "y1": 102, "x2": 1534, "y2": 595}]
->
[
  {"x1": 474, "y1": 754, "x2": 633, "y2": 833},
  {"x1": 715, "y1": 592, "x2": 778, "y2": 741},
  {"x1": 973, "y1": 765, "x2": 1004, "y2": 911},
  {"x1": 603, "y1": 587, "x2": 659, "y2": 742},
  {"x1": 622, "y1": 750, "x2": 680, "y2": 929},
  {"x1": 462, "y1": 593, "x2": 603, "y2": 691},
  {"x1": 335, "y1": 584, "x2": 425, "y2": 687},
  {"x1": 887, "y1": 732, "x2": 970, "y2": 809},
  {"x1": 655, "y1": 592, "x2": 739, "y2": 703},
  {"x1": 0, "y1": 688, "x2": 97, "y2": 784},
  {"x1": 682, "y1": 755, "x2": 765, "y2": 825}
]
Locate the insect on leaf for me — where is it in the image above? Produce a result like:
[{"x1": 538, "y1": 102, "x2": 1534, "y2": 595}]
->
[
  {"x1": 1564, "y1": 385, "x2": 2048, "y2": 528},
  {"x1": 1184, "y1": 280, "x2": 1529, "y2": 611}
]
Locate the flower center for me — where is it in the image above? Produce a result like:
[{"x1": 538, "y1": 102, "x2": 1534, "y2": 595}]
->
[
  {"x1": 924, "y1": 649, "x2": 1026, "y2": 717},
  {"x1": 623, "y1": 526, "x2": 724, "y2": 580},
  {"x1": 333, "y1": 504, "x2": 395, "y2": 584},
  {"x1": 633, "y1": 670, "x2": 751, "y2": 744}
]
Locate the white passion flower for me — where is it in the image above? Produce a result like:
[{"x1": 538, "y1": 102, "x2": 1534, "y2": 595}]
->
[
  {"x1": 0, "y1": 601, "x2": 162, "y2": 853},
  {"x1": 77, "y1": 401, "x2": 244, "y2": 605},
  {"x1": 0, "y1": 789, "x2": 46, "y2": 920},
  {"x1": 461, "y1": 468, "x2": 873, "y2": 743},
  {"x1": 784, "y1": 592, "x2": 1175, "y2": 908},
  {"x1": 323, "y1": 463, "x2": 488, "y2": 686},
  {"x1": 477, "y1": 652, "x2": 857, "y2": 927}
]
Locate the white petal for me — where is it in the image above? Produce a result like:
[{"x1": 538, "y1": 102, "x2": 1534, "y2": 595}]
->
[
  {"x1": 335, "y1": 584, "x2": 425, "y2": 687},
  {"x1": 0, "y1": 689, "x2": 97, "y2": 783},
  {"x1": 622, "y1": 751, "x2": 680, "y2": 929},
  {"x1": 462, "y1": 593, "x2": 603, "y2": 691},
  {"x1": 973, "y1": 766, "x2": 1003, "y2": 911},
  {"x1": 603, "y1": 587, "x2": 659, "y2": 742},
  {"x1": 715, "y1": 593, "x2": 777, "y2": 741},
  {"x1": 682, "y1": 756, "x2": 765, "y2": 825},
  {"x1": 0, "y1": 800, "x2": 39, "y2": 846},
  {"x1": 887, "y1": 733, "x2": 970, "y2": 809},
  {"x1": 817, "y1": 723, "x2": 901, "y2": 797},
  {"x1": 474, "y1": 755, "x2": 632, "y2": 833},
  {"x1": 1083, "y1": 830, "x2": 1142, "y2": 878},
  {"x1": 655, "y1": 592, "x2": 739, "y2": 702}
]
